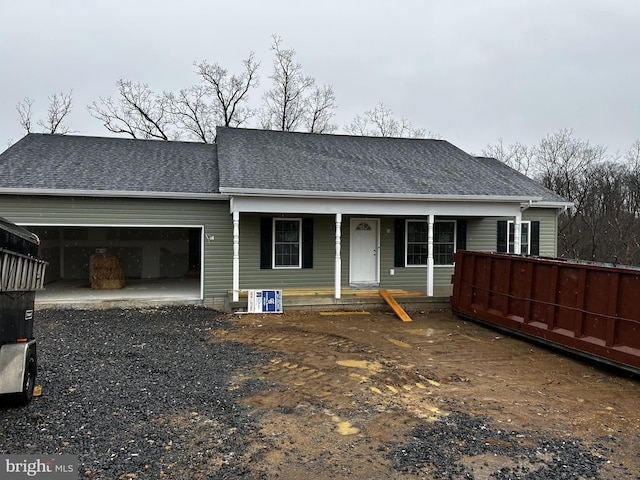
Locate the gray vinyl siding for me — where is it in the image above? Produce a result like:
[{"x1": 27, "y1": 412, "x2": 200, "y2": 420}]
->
[
  {"x1": 528, "y1": 208, "x2": 558, "y2": 257},
  {"x1": 238, "y1": 214, "x2": 450, "y2": 292},
  {"x1": 0, "y1": 195, "x2": 233, "y2": 303},
  {"x1": 2, "y1": 195, "x2": 561, "y2": 304},
  {"x1": 238, "y1": 214, "x2": 336, "y2": 289},
  {"x1": 377, "y1": 216, "x2": 453, "y2": 290},
  {"x1": 466, "y1": 208, "x2": 559, "y2": 257}
]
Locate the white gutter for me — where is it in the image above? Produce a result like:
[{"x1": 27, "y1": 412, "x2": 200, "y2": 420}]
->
[
  {"x1": 532, "y1": 200, "x2": 574, "y2": 209},
  {"x1": 0, "y1": 187, "x2": 228, "y2": 201},
  {"x1": 220, "y1": 187, "x2": 542, "y2": 203}
]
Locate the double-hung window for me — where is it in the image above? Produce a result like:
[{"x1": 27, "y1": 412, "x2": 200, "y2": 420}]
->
[
  {"x1": 273, "y1": 219, "x2": 301, "y2": 268},
  {"x1": 406, "y1": 220, "x2": 456, "y2": 266},
  {"x1": 406, "y1": 221, "x2": 428, "y2": 265},
  {"x1": 434, "y1": 221, "x2": 455, "y2": 265},
  {"x1": 507, "y1": 220, "x2": 530, "y2": 254},
  {"x1": 261, "y1": 217, "x2": 313, "y2": 269}
]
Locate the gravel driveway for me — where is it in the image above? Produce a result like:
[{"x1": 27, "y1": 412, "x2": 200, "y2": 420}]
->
[
  {"x1": 0, "y1": 306, "x2": 272, "y2": 479},
  {"x1": 1, "y1": 306, "x2": 637, "y2": 479}
]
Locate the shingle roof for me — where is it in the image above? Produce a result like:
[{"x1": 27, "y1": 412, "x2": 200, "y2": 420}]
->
[
  {"x1": 0, "y1": 134, "x2": 219, "y2": 195},
  {"x1": 216, "y1": 127, "x2": 567, "y2": 202},
  {"x1": 0, "y1": 129, "x2": 568, "y2": 205}
]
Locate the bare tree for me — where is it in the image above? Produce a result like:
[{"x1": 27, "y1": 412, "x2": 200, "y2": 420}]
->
[
  {"x1": 534, "y1": 129, "x2": 607, "y2": 201},
  {"x1": 16, "y1": 90, "x2": 73, "y2": 135},
  {"x1": 532, "y1": 130, "x2": 607, "y2": 260},
  {"x1": 88, "y1": 79, "x2": 175, "y2": 140},
  {"x1": 16, "y1": 97, "x2": 35, "y2": 134},
  {"x1": 39, "y1": 90, "x2": 73, "y2": 134},
  {"x1": 261, "y1": 35, "x2": 336, "y2": 132},
  {"x1": 482, "y1": 138, "x2": 534, "y2": 176},
  {"x1": 305, "y1": 84, "x2": 337, "y2": 133},
  {"x1": 166, "y1": 84, "x2": 216, "y2": 143},
  {"x1": 617, "y1": 140, "x2": 640, "y2": 264},
  {"x1": 344, "y1": 102, "x2": 434, "y2": 138},
  {"x1": 195, "y1": 52, "x2": 259, "y2": 129},
  {"x1": 90, "y1": 54, "x2": 259, "y2": 143}
]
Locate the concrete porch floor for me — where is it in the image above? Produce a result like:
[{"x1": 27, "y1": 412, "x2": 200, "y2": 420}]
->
[{"x1": 230, "y1": 286, "x2": 453, "y2": 313}]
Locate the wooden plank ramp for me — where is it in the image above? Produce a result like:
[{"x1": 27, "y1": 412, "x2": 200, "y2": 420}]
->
[{"x1": 379, "y1": 289, "x2": 412, "y2": 322}]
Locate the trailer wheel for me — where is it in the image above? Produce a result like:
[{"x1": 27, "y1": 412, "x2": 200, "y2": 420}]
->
[{"x1": 17, "y1": 349, "x2": 37, "y2": 406}]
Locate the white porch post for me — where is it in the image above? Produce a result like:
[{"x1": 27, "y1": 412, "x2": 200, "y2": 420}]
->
[
  {"x1": 335, "y1": 213, "x2": 342, "y2": 299},
  {"x1": 232, "y1": 211, "x2": 240, "y2": 302},
  {"x1": 514, "y1": 213, "x2": 522, "y2": 255},
  {"x1": 427, "y1": 214, "x2": 434, "y2": 297}
]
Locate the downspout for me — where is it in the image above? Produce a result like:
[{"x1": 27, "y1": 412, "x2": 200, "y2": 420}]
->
[{"x1": 520, "y1": 199, "x2": 533, "y2": 212}]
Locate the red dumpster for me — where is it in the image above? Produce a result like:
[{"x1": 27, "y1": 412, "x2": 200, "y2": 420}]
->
[{"x1": 450, "y1": 250, "x2": 640, "y2": 373}]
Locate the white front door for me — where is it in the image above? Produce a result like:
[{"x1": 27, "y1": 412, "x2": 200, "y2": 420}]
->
[{"x1": 350, "y1": 219, "x2": 379, "y2": 285}]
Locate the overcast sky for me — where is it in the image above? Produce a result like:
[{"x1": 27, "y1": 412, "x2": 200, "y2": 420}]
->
[{"x1": 2, "y1": 0, "x2": 639, "y2": 156}]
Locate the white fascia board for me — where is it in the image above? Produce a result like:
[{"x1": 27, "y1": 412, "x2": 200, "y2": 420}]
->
[
  {"x1": 0, "y1": 187, "x2": 227, "y2": 201},
  {"x1": 221, "y1": 187, "x2": 539, "y2": 203},
  {"x1": 530, "y1": 200, "x2": 574, "y2": 209},
  {"x1": 230, "y1": 195, "x2": 524, "y2": 217},
  {"x1": 17, "y1": 222, "x2": 205, "y2": 228}
]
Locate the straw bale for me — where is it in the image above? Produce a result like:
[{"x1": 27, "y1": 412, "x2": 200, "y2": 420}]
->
[{"x1": 90, "y1": 254, "x2": 125, "y2": 289}]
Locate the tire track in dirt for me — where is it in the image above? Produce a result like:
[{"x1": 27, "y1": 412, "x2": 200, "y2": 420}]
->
[
  {"x1": 213, "y1": 313, "x2": 640, "y2": 479},
  {"x1": 220, "y1": 322, "x2": 450, "y2": 426}
]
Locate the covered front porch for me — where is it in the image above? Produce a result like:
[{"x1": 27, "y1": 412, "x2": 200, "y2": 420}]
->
[{"x1": 228, "y1": 194, "x2": 538, "y2": 305}]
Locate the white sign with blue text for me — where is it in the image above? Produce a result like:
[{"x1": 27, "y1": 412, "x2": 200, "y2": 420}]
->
[{"x1": 248, "y1": 290, "x2": 283, "y2": 313}]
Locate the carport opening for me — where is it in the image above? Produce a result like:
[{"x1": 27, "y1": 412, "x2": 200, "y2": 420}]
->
[{"x1": 28, "y1": 226, "x2": 202, "y2": 300}]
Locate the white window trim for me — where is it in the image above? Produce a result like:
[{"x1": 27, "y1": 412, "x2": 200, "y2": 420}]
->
[
  {"x1": 434, "y1": 220, "x2": 457, "y2": 267},
  {"x1": 507, "y1": 220, "x2": 531, "y2": 255},
  {"x1": 405, "y1": 219, "x2": 457, "y2": 267},
  {"x1": 273, "y1": 218, "x2": 302, "y2": 269}
]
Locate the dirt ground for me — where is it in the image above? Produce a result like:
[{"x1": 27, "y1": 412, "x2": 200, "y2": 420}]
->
[{"x1": 214, "y1": 308, "x2": 640, "y2": 479}]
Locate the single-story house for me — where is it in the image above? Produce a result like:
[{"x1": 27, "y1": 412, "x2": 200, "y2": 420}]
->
[{"x1": 0, "y1": 127, "x2": 570, "y2": 310}]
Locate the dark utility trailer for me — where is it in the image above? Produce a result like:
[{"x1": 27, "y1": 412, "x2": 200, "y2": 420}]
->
[
  {"x1": 450, "y1": 250, "x2": 640, "y2": 374},
  {"x1": 0, "y1": 217, "x2": 47, "y2": 405}
]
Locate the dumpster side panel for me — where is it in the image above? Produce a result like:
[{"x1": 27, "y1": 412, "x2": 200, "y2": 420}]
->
[{"x1": 451, "y1": 251, "x2": 640, "y2": 372}]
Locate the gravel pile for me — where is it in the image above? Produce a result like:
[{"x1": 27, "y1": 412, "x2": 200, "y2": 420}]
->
[{"x1": 0, "y1": 306, "x2": 273, "y2": 479}]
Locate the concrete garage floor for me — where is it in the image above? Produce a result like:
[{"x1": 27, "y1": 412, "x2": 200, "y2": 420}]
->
[{"x1": 35, "y1": 277, "x2": 201, "y2": 309}]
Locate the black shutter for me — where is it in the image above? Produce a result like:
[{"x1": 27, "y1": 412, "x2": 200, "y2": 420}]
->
[
  {"x1": 497, "y1": 220, "x2": 507, "y2": 253},
  {"x1": 394, "y1": 218, "x2": 405, "y2": 267},
  {"x1": 260, "y1": 217, "x2": 272, "y2": 269},
  {"x1": 530, "y1": 221, "x2": 540, "y2": 256},
  {"x1": 302, "y1": 218, "x2": 313, "y2": 268},
  {"x1": 456, "y1": 219, "x2": 467, "y2": 251}
]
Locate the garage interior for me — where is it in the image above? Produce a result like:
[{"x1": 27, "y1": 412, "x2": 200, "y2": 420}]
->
[{"x1": 29, "y1": 226, "x2": 202, "y2": 305}]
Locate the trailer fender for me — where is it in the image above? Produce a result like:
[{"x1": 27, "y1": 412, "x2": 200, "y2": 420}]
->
[{"x1": 0, "y1": 340, "x2": 36, "y2": 395}]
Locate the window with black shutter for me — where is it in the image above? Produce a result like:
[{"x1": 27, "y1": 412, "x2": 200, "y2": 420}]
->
[{"x1": 260, "y1": 217, "x2": 313, "y2": 269}]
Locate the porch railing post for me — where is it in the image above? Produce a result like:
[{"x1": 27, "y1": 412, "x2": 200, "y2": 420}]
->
[
  {"x1": 232, "y1": 211, "x2": 240, "y2": 302},
  {"x1": 427, "y1": 214, "x2": 434, "y2": 297},
  {"x1": 335, "y1": 213, "x2": 342, "y2": 299},
  {"x1": 514, "y1": 213, "x2": 522, "y2": 255}
]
